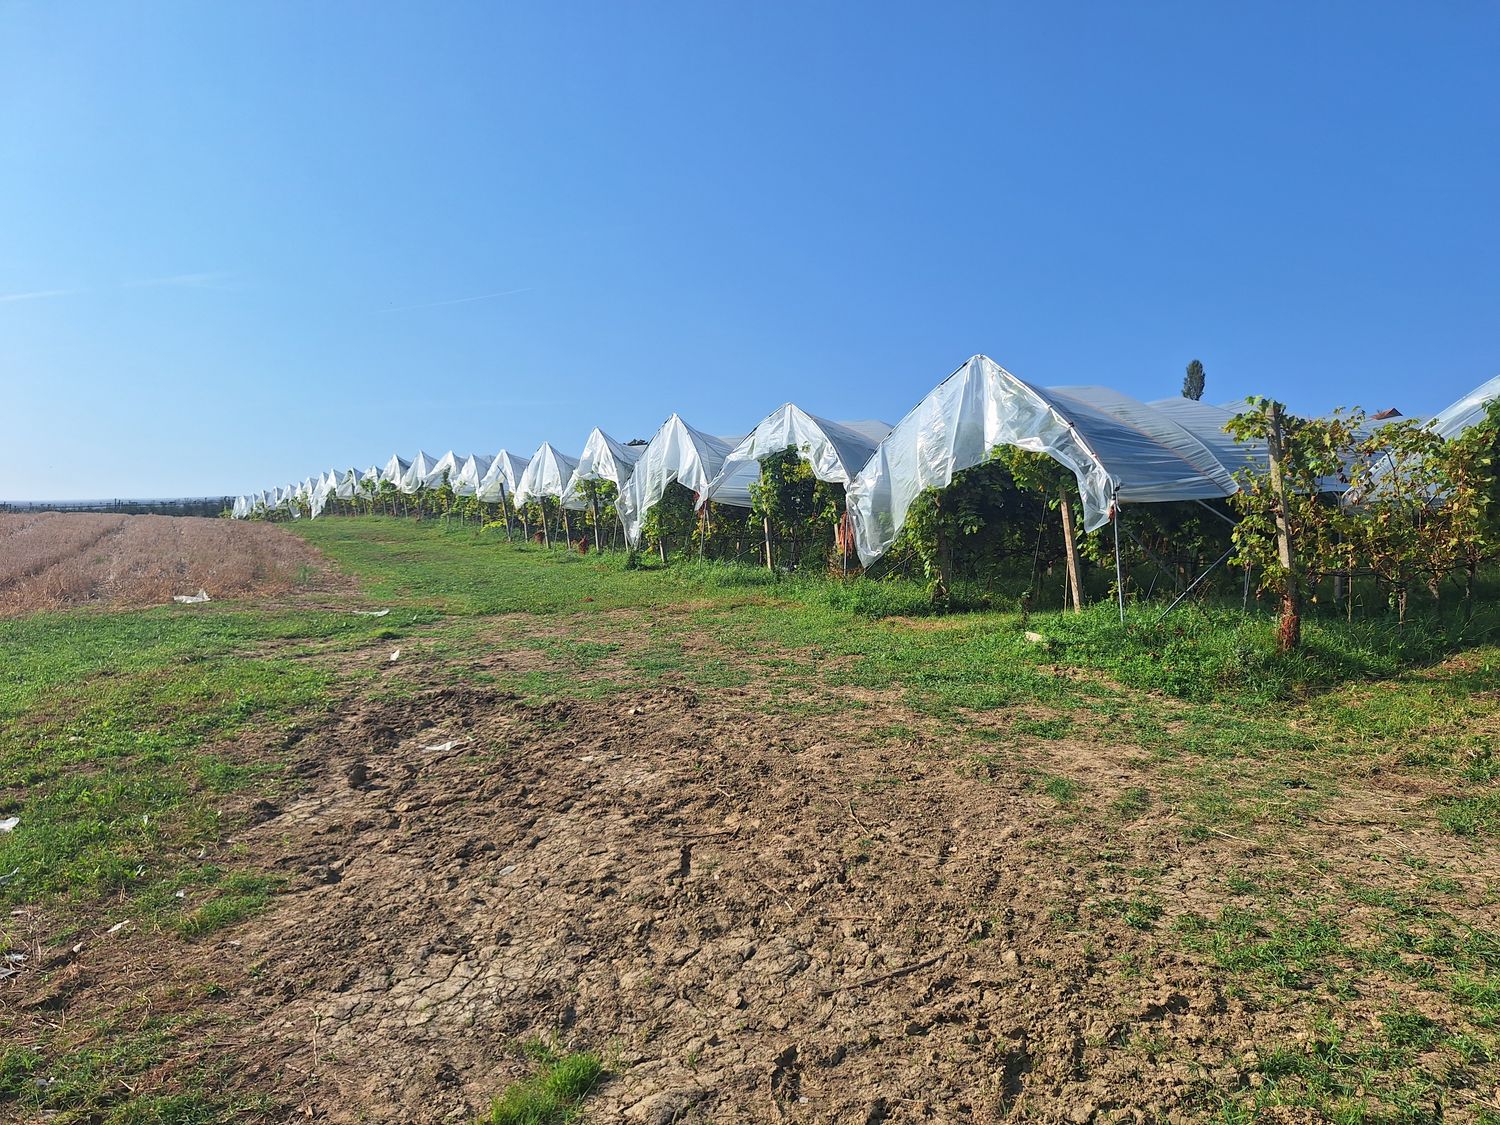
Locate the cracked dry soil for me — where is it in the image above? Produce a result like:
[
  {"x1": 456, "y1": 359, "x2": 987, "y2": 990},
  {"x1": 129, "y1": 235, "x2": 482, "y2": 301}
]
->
[{"x1": 150, "y1": 675, "x2": 1314, "y2": 1125}]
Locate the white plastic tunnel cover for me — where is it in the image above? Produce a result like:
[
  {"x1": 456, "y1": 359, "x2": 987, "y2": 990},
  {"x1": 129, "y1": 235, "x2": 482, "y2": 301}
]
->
[
  {"x1": 617, "y1": 414, "x2": 747, "y2": 547},
  {"x1": 380, "y1": 455, "x2": 411, "y2": 486},
  {"x1": 845, "y1": 355, "x2": 1244, "y2": 567},
  {"x1": 703, "y1": 405, "x2": 892, "y2": 505},
  {"x1": 476, "y1": 450, "x2": 532, "y2": 504},
  {"x1": 400, "y1": 451, "x2": 438, "y2": 493},
  {"x1": 513, "y1": 443, "x2": 581, "y2": 507},
  {"x1": 1352, "y1": 372, "x2": 1500, "y2": 502},
  {"x1": 309, "y1": 471, "x2": 338, "y2": 518},
  {"x1": 452, "y1": 453, "x2": 494, "y2": 497},
  {"x1": 424, "y1": 451, "x2": 470, "y2": 488},
  {"x1": 562, "y1": 428, "x2": 645, "y2": 511},
  {"x1": 1430, "y1": 373, "x2": 1500, "y2": 441}
]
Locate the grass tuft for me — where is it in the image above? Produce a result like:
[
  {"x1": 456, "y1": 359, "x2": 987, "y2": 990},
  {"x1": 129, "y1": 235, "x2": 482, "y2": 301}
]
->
[{"x1": 486, "y1": 1050, "x2": 603, "y2": 1125}]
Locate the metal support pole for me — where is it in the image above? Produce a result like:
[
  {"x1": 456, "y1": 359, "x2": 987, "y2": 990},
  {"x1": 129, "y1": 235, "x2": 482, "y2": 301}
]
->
[
  {"x1": 1155, "y1": 544, "x2": 1237, "y2": 623},
  {"x1": 589, "y1": 482, "x2": 603, "y2": 553},
  {"x1": 1191, "y1": 499, "x2": 1239, "y2": 529},
  {"x1": 1121, "y1": 524, "x2": 1184, "y2": 592}
]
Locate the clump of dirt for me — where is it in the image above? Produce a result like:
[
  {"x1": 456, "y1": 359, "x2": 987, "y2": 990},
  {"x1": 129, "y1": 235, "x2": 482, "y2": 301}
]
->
[{"x1": 0, "y1": 513, "x2": 346, "y2": 616}]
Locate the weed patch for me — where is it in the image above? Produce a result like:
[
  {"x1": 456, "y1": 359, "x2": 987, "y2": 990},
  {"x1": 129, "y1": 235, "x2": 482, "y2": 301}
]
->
[{"x1": 486, "y1": 1048, "x2": 603, "y2": 1125}]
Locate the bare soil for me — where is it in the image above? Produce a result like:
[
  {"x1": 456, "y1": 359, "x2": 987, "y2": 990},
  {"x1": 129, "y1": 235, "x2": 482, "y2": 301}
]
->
[
  {"x1": 0, "y1": 513, "x2": 343, "y2": 616},
  {"x1": 12, "y1": 638, "x2": 1492, "y2": 1123}
]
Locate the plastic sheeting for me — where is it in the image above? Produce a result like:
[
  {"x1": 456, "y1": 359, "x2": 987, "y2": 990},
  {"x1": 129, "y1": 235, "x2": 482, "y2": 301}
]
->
[
  {"x1": 476, "y1": 450, "x2": 532, "y2": 504},
  {"x1": 309, "y1": 471, "x2": 338, "y2": 518},
  {"x1": 562, "y1": 428, "x2": 645, "y2": 510},
  {"x1": 617, "y1": 415, "x2": 747, "y2": 547},
  {"x1": 452, "y1": 453, "x2": 493, "y2": 497},
  {"x1": 1353, "y1": 374, "x2": 1500, "y2": 502},
  {"x1": 846, "y1": 355, "x2": 1245, "y2": 566},
  {"x1": 513, "y1": 443, "x2": 581, "y2": 507},
  {"x1": 400, "y1": 451, "x2": 437, "y2": 493},
  {"x1": 381, "y1": 455, "x2": 411, "y2": 486},
  {"x1": 425, "y1": 451, "x2": 468, "y2": 488},
  {"x1": 1043, "y1": 386, "x2": 1241, "y2": 499},
  {"x1": 1430, "y1": 374, "x2": 1500, "y2": 440},
  {"x1": 1145, "y1": 398, "x2": 1268, "y2": 483},
  {"x1": 704, "y1": 405, "x2": 892, "y2": 504}
]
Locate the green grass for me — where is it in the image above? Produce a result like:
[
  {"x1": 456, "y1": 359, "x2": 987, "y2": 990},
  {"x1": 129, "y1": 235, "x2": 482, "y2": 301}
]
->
[
  {"x1": 486, "y1": 1049, "x2": 603, "y2": 1125},
  {"x1": 1436, "y1": 791, "x2": 1500, "y2": 837},
  {"x1": 175, "y1": 872, "x2": 279, "y2": 938},
  {"x1": 0, "y1": 607, "x2": 366, "y2": 1119},
  {"x1": 0, "y1": 608, "x2": 375, "y2": 907},
  {"x1": 0, "y1": 1019, "x2": 271, "y2": 1124}
]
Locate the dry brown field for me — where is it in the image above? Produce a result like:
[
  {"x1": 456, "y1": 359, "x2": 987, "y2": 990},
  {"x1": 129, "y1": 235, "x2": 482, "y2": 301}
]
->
[{"x1": 0, "y1": 513, "x2": 337, "y2": 616}]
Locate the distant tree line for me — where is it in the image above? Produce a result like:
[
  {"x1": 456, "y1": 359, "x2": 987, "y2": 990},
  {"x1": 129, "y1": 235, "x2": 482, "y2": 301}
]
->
[{"x1": 0, "y1": 497, "x2": 233, "y2": 517}]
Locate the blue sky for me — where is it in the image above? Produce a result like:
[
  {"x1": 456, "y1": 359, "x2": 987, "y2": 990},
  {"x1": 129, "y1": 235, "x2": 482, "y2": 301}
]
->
[{"x1": 2, "y1": 2, "x2": 1497, "y2": 499}]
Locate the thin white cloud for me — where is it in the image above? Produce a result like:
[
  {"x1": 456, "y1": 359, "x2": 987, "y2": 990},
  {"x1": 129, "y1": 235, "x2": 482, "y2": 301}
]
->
[
  {"x1": 0, "y1": 288, "x2": 76, "y2": 304},
  {"x1": 125, "y1": 272, "x2": 233, "y2": 289},
  {"x1": 382, "y1": 287, "x2": 531, "y2": 313}
]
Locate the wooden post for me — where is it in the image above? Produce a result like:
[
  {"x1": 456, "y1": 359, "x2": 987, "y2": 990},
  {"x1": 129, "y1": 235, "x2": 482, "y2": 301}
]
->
[
  {"x1": 1059, "y1": 490, "x2": 1084, "y2": 613},
  {"x1": 589, "y1": 482, "x2": 603, "y2": 553},
  {"x1": 1267, "y1": 402, "x2": 1301, "y2": 651},
  {"x1": 498, "y1": 482, "x2": 514, "y2": 543},
  {"x1": 561, "y1": 503, "x2": 573, "y2": 548},
  {"x1": 541, "y1": 499, "x2": 552, "y2": 549},
  {"x1": 698, "y1": 505, "x2": 708, "y2": 560}
]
